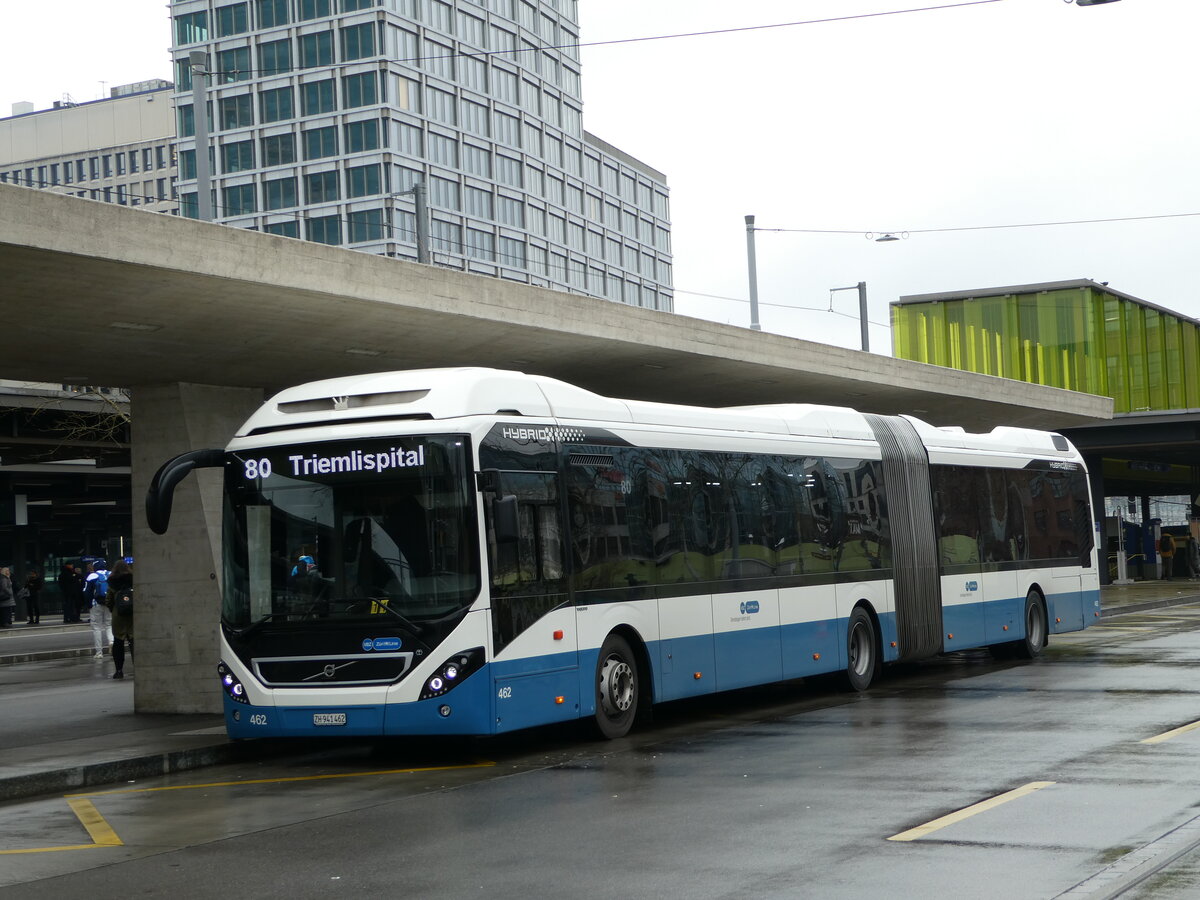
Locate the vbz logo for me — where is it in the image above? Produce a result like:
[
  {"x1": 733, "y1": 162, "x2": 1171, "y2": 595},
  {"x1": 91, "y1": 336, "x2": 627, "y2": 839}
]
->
[
  {"x1": 965, "y1": 581, "x2": 979, "y2": 592},
  {"x1": 740, "y1": 600, "x2": 761, "y2": 615}
]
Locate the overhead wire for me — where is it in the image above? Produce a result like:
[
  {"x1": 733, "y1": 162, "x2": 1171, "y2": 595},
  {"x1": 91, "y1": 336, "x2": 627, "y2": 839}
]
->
[
  {"x1": 187, "y1": 0, "x2": 1010, "y2": 79},
  {"x1": 673, "y1": 288, "x2": 891, "y2": 329},
  {"x1": 757, "y1": 210, "x2": 1200, "y2": 237},
  {"x1": 21, "y1": 0, "x2": 1144, "y2": 322}
]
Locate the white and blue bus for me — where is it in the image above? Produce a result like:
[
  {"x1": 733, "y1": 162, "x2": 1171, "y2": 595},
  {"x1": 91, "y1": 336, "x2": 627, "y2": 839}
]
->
[{"x1": 147, "y1": 368, "x2": 1100, "y2": 740}]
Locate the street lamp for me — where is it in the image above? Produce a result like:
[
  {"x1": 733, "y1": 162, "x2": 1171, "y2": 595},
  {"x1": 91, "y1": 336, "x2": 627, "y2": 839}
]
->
[
  {"x1": 829, "y1": 283, "x2": 870, "y2": 352},
  {"x1": 744, "y1": 216, "x2": 894, "y2": 348},
  {"x1": 395, "y1": 182, "x2": 431, "y2": 263},
  {"x1": 744, "y1": 215, "x2": 761, "y2": 331},
  {"x1": 189, "y1": 50, "x2": 213, "y2": 222}
]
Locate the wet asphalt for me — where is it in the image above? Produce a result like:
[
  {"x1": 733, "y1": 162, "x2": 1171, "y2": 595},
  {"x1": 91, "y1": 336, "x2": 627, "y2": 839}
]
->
[{"x1": 5, "y1": 596, "x2": 1200, "y2": 898}]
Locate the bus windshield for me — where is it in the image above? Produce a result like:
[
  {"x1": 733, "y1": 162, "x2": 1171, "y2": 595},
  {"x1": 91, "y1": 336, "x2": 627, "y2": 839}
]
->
[{"x1": 222, "y1": 435, "x2": 479, "y2": 630}]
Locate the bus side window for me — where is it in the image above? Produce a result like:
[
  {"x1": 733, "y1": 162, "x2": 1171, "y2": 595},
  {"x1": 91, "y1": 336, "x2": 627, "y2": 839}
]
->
[{"x1": 488, "y1": 472, "x2": 563, "y2": 595}]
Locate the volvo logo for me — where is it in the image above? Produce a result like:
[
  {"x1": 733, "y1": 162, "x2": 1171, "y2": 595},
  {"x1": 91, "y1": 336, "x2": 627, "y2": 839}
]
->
[{"x1": 303, "y1": 660, "x2": 358, "y2": 682}]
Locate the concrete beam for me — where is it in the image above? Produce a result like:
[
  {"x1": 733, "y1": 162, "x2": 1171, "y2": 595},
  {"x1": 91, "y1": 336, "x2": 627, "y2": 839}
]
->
[{"x1": 0, "y1": 184, "x2": 1111, "y2": 432}]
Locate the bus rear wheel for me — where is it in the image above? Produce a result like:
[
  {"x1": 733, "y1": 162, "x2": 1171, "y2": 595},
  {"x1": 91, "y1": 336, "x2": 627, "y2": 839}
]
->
[
  {"x1": 843, "y1": 606, "x2": 879, "y2": 692},
  {"x1": 992, "y1": 590, "x2": 1047, "y2": 660},
  {"x1": 1015, "y1": 590, "x2": 1047, "y2": 659},
  {"x1": 593, "y1": 634, "x2": 639, "y2": 740}
]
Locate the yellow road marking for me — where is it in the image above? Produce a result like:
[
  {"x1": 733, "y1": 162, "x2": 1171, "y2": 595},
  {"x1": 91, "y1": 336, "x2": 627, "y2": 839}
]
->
[
  {"x1": 887, "y1": 781, "x2": 1055, "y2": 842},
  {"x1": 2, "y1": 761, "x2": 493, "y2": 855},
  {"x1": 1141, "y1": 720, "x2": 1200, "y2": 745},
  {"x1": 0, "y1": 798, "x2": 123, "y2": 855},
  {"x1": 67, "y1": 760, "x2": 496, "y2": 798},
  {"x1": 0, "y1": 843, "x2": 106, "y2": 855},
  {"x1": 65, "y1": 798, "x2": 123, "y2": 846}
]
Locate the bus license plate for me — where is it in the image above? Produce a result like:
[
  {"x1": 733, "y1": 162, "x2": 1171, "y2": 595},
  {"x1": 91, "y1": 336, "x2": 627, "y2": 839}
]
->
[{"x1": 313, "y1": 713, "x2": 347, "y2": 726}]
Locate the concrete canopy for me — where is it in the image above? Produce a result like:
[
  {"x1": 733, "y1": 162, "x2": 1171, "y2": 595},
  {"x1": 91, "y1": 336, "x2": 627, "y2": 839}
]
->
[{"x1": 0, "y1": 184, "x2": 1112, "y2": 432}]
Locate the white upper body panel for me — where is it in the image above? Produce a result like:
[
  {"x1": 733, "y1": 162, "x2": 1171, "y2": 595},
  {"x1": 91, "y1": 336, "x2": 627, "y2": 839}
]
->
[{"x1": 231, "y1": 368, "x2": 1083, "y2": 466}]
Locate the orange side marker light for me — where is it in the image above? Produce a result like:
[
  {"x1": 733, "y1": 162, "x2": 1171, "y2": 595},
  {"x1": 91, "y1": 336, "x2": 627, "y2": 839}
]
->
[{"x1": 553, "y1": 630, "x2": 564, "y2": 640}]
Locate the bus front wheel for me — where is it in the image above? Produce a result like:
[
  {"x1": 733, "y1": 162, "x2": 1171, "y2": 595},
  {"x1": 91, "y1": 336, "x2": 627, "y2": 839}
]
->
[
  {"x1": 843, "y1": 606, "x2": 879, "y2": 692},
  {"x1": 593, "y1": 634, "x2": 639, "y2": 740}
]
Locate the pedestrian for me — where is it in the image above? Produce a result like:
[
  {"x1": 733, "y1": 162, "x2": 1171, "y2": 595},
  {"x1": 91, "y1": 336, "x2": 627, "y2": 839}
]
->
[
  {"x1": 58, "y1": 562, "x2": 82, "y2": 623},
  {"x1": 0, "y1": 566, "x2": 13, "y2": 627},
  {"x1": 23, "y1": 569, "x2": 44, "y2": 624},
  {"x1": 84, "y1": 560, "x2": 112, "y2": 658},
  {"x1": 1189, "y1": 536, "x2": 1200, "y2": 581},
  {"x1": 106, "y1": 561, "x2": 133, "y2": 679},
  {"x1": 1160, "y1": 532, "x2": 1177, "y2": 580}
]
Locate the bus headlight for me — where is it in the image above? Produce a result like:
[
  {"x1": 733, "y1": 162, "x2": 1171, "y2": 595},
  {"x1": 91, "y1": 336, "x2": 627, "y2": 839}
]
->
[
  {"x1": 419, "y1": 647, "x2": 484, "y2": 700},
  {"x1": 218, "y1": 662, "x2": 250, "y2": 704}
]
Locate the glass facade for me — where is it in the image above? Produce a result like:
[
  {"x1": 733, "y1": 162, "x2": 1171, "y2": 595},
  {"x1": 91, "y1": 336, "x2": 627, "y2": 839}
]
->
[
  {"x1": 892, "y1": 282, "x2": 1200, "y2": 414},
  {"x1": 170, "y1": 0, "x2": 673, "y2": 309}
]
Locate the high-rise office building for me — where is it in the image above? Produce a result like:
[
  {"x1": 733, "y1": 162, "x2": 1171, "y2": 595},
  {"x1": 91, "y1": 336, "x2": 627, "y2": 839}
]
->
[
  {"x1": 0, "y1": 81, "x2": 178, "y2": 213},
  {"x1": 170, "y1": 0, "x2": 673, "y2": 309}
]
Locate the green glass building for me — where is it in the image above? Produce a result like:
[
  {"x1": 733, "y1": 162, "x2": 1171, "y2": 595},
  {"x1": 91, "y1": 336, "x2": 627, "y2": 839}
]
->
[{"x1": 892, "y1": 279, "x2": 1200, "y2": 414}]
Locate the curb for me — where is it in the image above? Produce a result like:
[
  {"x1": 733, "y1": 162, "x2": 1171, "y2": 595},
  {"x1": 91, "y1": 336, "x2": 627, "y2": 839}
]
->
[
  {"x1": 0, "y1": 648, "x2": 97, "y2": 666},
  {"x1": 1100, "y1": 595, "x2": 1200, "y2": 618},
  {"x1": 0, "y1": 739, "x2": 296, "y2": 803}
]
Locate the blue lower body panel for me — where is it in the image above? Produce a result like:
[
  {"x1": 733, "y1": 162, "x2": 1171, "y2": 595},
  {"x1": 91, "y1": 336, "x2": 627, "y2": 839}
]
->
[
  {"x1": 1048, "y1": 588, "x2": 1100, "y2": 633},
  {"x1": 223, "y1": 669, "x2": 495, "y2": 739},
  {"x1": 224, "y1": 587, "x2": 1098, "y2": 739},
  {"x1": 224, "y1": 697, "x2": 386, "y2": 739}
]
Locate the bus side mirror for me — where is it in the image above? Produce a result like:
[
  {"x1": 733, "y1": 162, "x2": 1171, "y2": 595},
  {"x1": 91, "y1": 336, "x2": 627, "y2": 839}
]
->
[
  {"x1": 493, "y1": 495, "x2": 520, "y2": 545},
  {"x1": 478, "y1": 469, "x2": 520, "y2": 544},
  {"x1": 145, "y1": 448, "x2": 225, "y2": 535}
]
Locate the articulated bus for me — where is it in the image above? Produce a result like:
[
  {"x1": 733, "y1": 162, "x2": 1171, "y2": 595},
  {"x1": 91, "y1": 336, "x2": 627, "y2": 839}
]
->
[{"x1": 147, "y1": 368, "x2": 1100, "y2": 740}]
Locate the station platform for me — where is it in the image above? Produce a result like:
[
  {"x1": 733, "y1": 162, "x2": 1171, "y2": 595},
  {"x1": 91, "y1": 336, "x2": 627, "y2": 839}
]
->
[{"x1": 1, "y1": 579, "x2": 1198, "y2": 804}]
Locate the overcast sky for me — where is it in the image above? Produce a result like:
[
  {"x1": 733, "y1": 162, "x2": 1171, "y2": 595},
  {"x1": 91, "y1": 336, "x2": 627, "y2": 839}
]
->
[{"x1": 2, "y1": 0, "x2": 1196, "y2": 353}]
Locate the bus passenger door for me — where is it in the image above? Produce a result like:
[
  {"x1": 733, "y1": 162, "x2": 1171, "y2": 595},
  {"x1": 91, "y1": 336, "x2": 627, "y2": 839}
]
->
[
  {"x1": 978, "y1": 469, "x2": 1021, "y2": 645},
  {"x1": 713, "y1": 587, "x2": 782, "y2": 691},
  {"x1": 485, "y1": 471, "x2": 580, "y2": 733}
]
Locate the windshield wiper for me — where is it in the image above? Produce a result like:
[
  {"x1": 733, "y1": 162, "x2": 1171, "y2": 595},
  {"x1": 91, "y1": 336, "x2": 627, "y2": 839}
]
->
[
  {"x1": 352, "y1": 598, "x2": 422, "y2": 633},
  {"x1": 317, "y1": 596, "x2": 424, "y2": 634},
  {"x1": 236, "y1": 612, "x2": 290, "y2": 639}
]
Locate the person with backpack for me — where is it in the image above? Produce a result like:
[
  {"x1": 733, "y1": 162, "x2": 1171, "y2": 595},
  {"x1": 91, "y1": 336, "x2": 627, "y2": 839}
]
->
[
  {"x1": 1159, "y1": 532, "x2": 1177, "y2": 580},
  {"x1": 22, "y1": 569, "x2": 43, "y2": 624},
  {"x1": 106, "y1": 560, "x2": 133, "y2": 679},
  {"x1": 84, "y1": 560, "x2": 112, "y2": 658}
]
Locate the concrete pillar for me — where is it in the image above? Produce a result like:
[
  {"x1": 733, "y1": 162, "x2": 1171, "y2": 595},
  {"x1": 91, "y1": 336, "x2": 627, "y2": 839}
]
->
[{"x1": 130, "y1": 383, "x2": 263, "y2": 714}]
